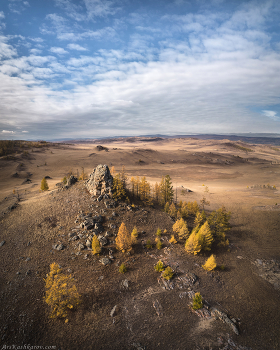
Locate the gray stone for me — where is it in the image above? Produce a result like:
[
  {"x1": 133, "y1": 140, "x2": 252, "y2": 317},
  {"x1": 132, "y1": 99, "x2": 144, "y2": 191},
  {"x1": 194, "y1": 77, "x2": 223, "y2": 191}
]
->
[
  {"x1": 0, "y1": 241, "x2": 6, "y2": 247},
  {"x1": 78, "y1": 243, "x2": 85, "y2": 251},
  {"x1": 52, "y1": 243, "x2": 64, "y2": 250},
  {"x1": 121, "y1": 279, "x2": 129, "y2": 288},
  {"x1": 110, "y1": 305, "x2": 118, "y2": 317},
  {"x1": 66, "y1": 175, "x2": 77, "y2": 187},
  {"x1": 25, "y1": 257, "x2": 31, "y2": 262},
  {"x1": 68, "y1": 232, "x2": 76, "y2": 238},
  {"x1": 98, "y1": 235, "x2": 108, "y2": 246},
  {"x1": 86, "y1": 239, "x2": 92, "y2": 248},
  {"x1": 97, "y1": 195, "x2": 103, "y2": 202},
  {"x1": 86, "y1": 164, "x2": 113, "y2": 196},
  {"x1": 100, "y1": 257, "x2": 111, "y2": 266}
]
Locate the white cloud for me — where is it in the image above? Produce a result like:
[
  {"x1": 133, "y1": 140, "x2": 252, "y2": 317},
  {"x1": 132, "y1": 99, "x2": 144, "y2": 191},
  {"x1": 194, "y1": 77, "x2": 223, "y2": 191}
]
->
[
  {"x1": 67, "y1": 43, "x2": 88, "y2": 51},
  {"x1": 2, "y1": 130, "x2": 15, "y2": 134},
  {"x1": 0, "y1": 11, "x2": 5, "y2": 20},
  {"x1": 49, "y1": 47, "x2": 68, "y2": 55},
  {"x1": 30, "y1": 48, "x2": 42, "y2": 55},
  {"x1": 262, "y1": 110, "x2": 278, "y2": 120},
  {"x1": 0, "y1": 35, "x2": 18, "y2": 59},
  {"x1": 84, "y1": 0, "x2": 120, "y2": 19},
  {"x1": 22, "y1": 130, "x2": 29, "y2": 133}
]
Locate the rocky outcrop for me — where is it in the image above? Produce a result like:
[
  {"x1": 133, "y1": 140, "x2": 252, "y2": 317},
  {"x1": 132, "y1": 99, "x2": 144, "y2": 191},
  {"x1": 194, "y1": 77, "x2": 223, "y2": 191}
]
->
[{"x1": 86, "y1": 164, "x2": 113, "y2": 196}]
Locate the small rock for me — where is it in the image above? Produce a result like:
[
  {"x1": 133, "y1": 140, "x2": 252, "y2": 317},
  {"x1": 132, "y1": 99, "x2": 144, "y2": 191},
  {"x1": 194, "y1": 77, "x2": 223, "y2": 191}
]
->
[
  {"x1": 78, "y1": 243, "x2": 85, "y2": 251},
  {"x1": 110, "y1": 305, "x2": 118, "y2": 317},
  {"x1": 100, "y1": 257, "x2": 111, "y2": 266},
  {"x1": 25, "y1": 257, "x2": 31, "y2": 262},
  {"x1": 26, "y1": 270, "x2": 31, "y2": 275},
  {"x1": 86, "y1": 239, "x2": 92, "y2": 248},
  {"x1": 98, "y1": 235, "x2": 108, "y2": 246},
  {"x1": 121, "y1": 279, "x2": 129, "y2": 289},
  {"x1": 68, "y1": 232, "x2": 76, "y2": 238},
  {"x1": 0, "y1": 241, "x2": 6, "y2": 247}
]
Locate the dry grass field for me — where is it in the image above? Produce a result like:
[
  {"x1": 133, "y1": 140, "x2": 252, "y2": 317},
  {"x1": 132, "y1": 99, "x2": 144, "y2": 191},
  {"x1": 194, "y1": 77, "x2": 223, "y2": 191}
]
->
[{"x1": 0, "y1": 137, "x2": 280, "y2": 350}]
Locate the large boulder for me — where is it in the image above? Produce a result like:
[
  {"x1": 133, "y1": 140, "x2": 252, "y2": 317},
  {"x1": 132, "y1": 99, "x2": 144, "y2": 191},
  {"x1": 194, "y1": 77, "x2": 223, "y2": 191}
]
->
[{"x1": 86, "y1": 164, "x2": 113, "y2": 196}]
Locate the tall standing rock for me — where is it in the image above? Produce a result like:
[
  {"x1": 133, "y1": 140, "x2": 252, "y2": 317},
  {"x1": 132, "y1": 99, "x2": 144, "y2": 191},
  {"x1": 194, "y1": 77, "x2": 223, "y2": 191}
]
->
[{"x1": 86, "y1": 164, "x2": 113, "y2": 196}]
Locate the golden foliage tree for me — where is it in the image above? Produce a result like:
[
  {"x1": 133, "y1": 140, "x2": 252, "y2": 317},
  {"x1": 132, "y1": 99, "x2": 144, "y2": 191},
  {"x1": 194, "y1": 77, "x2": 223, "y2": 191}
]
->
[
  {"x1": 160, "y1": 175, "x2": 174, "y2": 205},
  {"x1": 92, "y1": 235, "x2": 101, "y2": 255},
  {"x1": 202, "y1": 254, "x2": 217, "y2": 271},
  {"x1": 131, "y1": 226, "x2": 138, "y2": 245},
  {"x1": 41, "y1": 177, "x2": 49, "y2": 191},
  {"x1": 156, "y1": 238, "x2": 163, "y2": 250},
  {"x1": 197, "y1": 221, "x2": 213, "y2": 252},
  {"x1": 194, "y1": 211, "x2": 206, "y2": 227},
  {"x1": 44, "y1": 263, "x2": 81, "y2": 319},
  {"x1": 173, "y1": 218, "x2": 189, "y2": 240},
  {"x1": 185, "y1": 229, "x2": 202, "y2": 255},
  {"x1": 139, "y1": 176, "x2": 152, "y2": 205},
  {"x1": 192, "y1": 292, "x2": 203, "y2": 310},
  {"x1": 168, "y1": 202, "x2": 177, "y2": 217},
  {"x1": 112, "y1": 173, "x2": 126, "y2": 201},
  {"x1": 153, "y1": 182, "x2": 161, "y2": 203},
  {"x1": 116, "y1": 222, "x2": 132, "y2": 253}
]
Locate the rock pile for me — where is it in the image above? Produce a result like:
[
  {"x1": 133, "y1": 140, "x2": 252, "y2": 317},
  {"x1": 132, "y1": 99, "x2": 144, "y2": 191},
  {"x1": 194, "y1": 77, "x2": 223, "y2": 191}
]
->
[{"x1": 86, "y1": 164, "x2": 113, "y2": 197}]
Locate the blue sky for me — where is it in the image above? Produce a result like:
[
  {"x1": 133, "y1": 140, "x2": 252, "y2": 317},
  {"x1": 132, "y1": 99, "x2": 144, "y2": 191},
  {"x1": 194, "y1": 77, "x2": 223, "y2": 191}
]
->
[{"x1": 0, "y1": 0, "x2": 280, "y2": 140}]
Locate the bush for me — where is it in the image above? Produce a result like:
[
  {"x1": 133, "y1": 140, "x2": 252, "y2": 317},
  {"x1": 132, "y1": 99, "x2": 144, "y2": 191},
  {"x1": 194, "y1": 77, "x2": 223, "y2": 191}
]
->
[
  {"x1": 62, "y1": 176, "x2": 67, "y2": 184},
  {"x1": 162, "y1": 266, "x2": 173, "y2": 280},
  {"x1": 202, "y1": 254, "x2": 217, "y2": 271},
  {"x1": 131, "y1": 226, "x2": 138, "y2": 245},
  {"x1": 169, "y1": 235, "x2": 177, "y2": 244},
  {"x1": 44, "y1": 263, "x2": 81, "y2": 319},
  {"x1": 156, "y1": 239, "x2": 163, "y2": 250},
  {"x1": 119, "y1": 263, "x2": 127, "y2": 274},
  {"x1": 192, "y1": 292, "x2": 203, "y2": 310},
  {"x1": 154, "y1": 260, "x2": 164, "y2": 272},
  {"x1": 92, "y1": 236, "x2": 101, "y2": 255},
  {"x1": 41, "y1": 177, "x2": 49, "y2": 191},
  {"x1": 146, "y1": 240, "x2": 152, "y2": 249},
  {"x1": 156, "y1": 228, "x2": 162, "y2": 237}
]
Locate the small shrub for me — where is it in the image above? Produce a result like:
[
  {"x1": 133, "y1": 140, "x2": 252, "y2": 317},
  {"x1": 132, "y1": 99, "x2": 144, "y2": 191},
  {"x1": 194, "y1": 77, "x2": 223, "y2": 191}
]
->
[
  {"x1": 41, "y1": 177, "x2": 49, "y2": 191},
  {"x1": 154, "y1": 260, "x2": 164, "y2": 272},
  {"x1": 146, "y1": 240, "x2": 152, "y2": 249},
  {"x1": 62, "y1": 176, "x2": 67, "y2": 184},
  {"x1": 156, "y1": 239, "x2": 163, "y2": 250},
  {"x1": 156, "y1": 228, "x2": 162, "y2": 237},
  {"x1": 169, "y1": 235, "x2": 177, "y2": 244},
  {"x1": 119, "y1": 263, "x2": 127, "y2": 274},
  {"x1": 220, "y1": 264, "x2": 225, "y2": 270},
  {"x1": 202, "y1": 254, "x2": 217, "y2": 271},
  {"x1": 92, "y1": 236, "x2": 101, "y2": 255},
  {"x1": 162, "y1": 266, "x2": 173, "y2": 280},
  {"x1": 192, "y1": 292, "x2": 203, "y2": 310},
  {"x1": 131, "y1": 226, "x2": 138, "y2": 245}
]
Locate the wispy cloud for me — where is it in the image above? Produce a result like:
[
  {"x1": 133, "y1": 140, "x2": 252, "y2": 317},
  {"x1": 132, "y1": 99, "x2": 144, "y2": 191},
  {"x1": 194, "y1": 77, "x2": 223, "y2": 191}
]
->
[
  {"x1": 49, "y1": 47, "x2": 68, "y2": 55},
  {"x1": 262, "y1": 110, "x2": 279, "y2": 120},
  {"x1": 84, "y1": 0, "x2": 121, "y2": 19},
  {"x1": 67, "y1": 43, "x2": 88, "y2": 51}
]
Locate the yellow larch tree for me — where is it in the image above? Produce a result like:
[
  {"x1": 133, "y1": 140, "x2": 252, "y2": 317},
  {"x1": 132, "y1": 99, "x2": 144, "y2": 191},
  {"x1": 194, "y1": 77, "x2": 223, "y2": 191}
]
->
[
  {"x1": 202, "y1": 254, "x2": 217, "y2": 271},
  {"x1": 185, "y1": 230, "x2": 202, "y2": 255},
  {"x1": 197, "y1": 221, "x2": 213, "y2": 252},
  {"x1": 131, "y1": 226, "x2": 138, "y2": 245},
  {"x1": 116, "y1": 222, "x2": 132, "y2": 253},
  {"x1": 92, "y1": 235, "x2": 101, "y2": 255}
]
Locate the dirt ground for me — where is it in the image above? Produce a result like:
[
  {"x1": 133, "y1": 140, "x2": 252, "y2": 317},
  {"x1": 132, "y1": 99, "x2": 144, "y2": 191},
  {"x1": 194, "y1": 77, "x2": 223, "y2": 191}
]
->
[{"x1": 0, "y1": 137, "x2": 280, "y2": 350}]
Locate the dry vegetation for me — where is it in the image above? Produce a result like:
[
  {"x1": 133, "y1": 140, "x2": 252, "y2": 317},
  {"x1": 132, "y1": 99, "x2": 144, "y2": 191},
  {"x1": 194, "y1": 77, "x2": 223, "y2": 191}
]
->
[{"x1": 0, "y1": 137, "x2": 280, "y2": 350}]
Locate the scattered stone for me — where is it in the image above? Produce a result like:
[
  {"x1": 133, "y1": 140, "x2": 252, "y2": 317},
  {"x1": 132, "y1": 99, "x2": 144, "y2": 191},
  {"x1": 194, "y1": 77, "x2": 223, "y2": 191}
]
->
[
  {"x1": 25, "y1": 257, "x2": 31, "y2": 262},
  {"x1": 65, "y1": 175, "x2": 78, "y2": 187},
  {"x1": 84, "y1": 254, "x2": 89, "y2": 260},
  {"x1": 97, "y1": 195, "x2": 103, "y2": 202},
  {"x1": 68, "y1": 232, "x2": 76, "y2": 238},
  {"x1": 253, "y1": 258, "x2": 280, "y2": 290},
  {"x1": 78, "y1": 243, "x2": 85, "y2": 251},
  {"x1": 26, "y1": 270, "x2": 31, "y2": 275},
  {"x1": 86, "y1": 240, "x2": 92, "y2": 248},
  {"x1": 121, "y1": 279, "x2": 129, "y2": 289},
  {"x1": 100, "y1": 257, "x2": 111, "y2": 266},
  {"x1": 210, "y1": 308, "x2": 239, "y2": 335},
  {"x1": 0, "y1": 241, "x2": 6, "y2": 247},
  {"x1": 110, "y1": 305, "x2": 118, "y2": 317},
  {"x1": 53, "y1": 243, "x2": 64, "y2": 251},
  {"x1": 98, "y1": 235, "x2": 108, "y2": 246},
  {"x1": 153, "y1": 299, "x2": 163, "y2": 317}
]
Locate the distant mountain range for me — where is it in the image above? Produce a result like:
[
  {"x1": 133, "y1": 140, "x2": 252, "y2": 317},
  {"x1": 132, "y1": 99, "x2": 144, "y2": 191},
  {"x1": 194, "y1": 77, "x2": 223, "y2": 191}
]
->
[{"x1": 51, "y1": 133, "x2": 280, "y2": 146}]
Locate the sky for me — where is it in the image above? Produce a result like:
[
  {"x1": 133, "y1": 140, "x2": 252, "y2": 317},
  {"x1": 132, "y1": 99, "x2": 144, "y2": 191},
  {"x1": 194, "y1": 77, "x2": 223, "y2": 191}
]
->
[{"x1": 0, "y1": 0, "x2": 280, "y2": 140}]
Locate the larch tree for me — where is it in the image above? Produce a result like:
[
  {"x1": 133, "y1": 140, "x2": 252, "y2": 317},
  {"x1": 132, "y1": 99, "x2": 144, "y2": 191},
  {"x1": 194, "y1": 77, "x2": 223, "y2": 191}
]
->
[
  {"x1": 116, "y1": 222, "x2": 132, "y2": 253},
  {"x1": 131, "y1": 226, "x2": 138, "y2": 245},
  {"x1": 92, "y1": 235, "x2": 101, "y2": 255},
  {"x1": 44, "y1": 263, "x2": 81, "y2": 319},
  {"x1": 202, "y1": 254, "x2": 217, "y2": 271},
  {"x1": 197, "y1": 221, "x2": 213, "y2": 252},
  {"x1": 112, "y1": 173, "x2": 126, "y2": 201},
  {"x1": 185, "y1": 230, "x2": 202, "y2": 255},
  {"x1": 41, "y1": 177, "x2": 49, "y2": 191},
  {"x1": 160, "y1": 175, "x2": 174, "y2": 205}
]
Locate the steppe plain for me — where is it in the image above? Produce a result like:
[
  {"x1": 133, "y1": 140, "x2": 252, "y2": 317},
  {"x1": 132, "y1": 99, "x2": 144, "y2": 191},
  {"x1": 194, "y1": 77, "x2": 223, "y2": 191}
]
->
[{"x1": 0, "y1": 137, "x2": 280, "y2": 350}]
